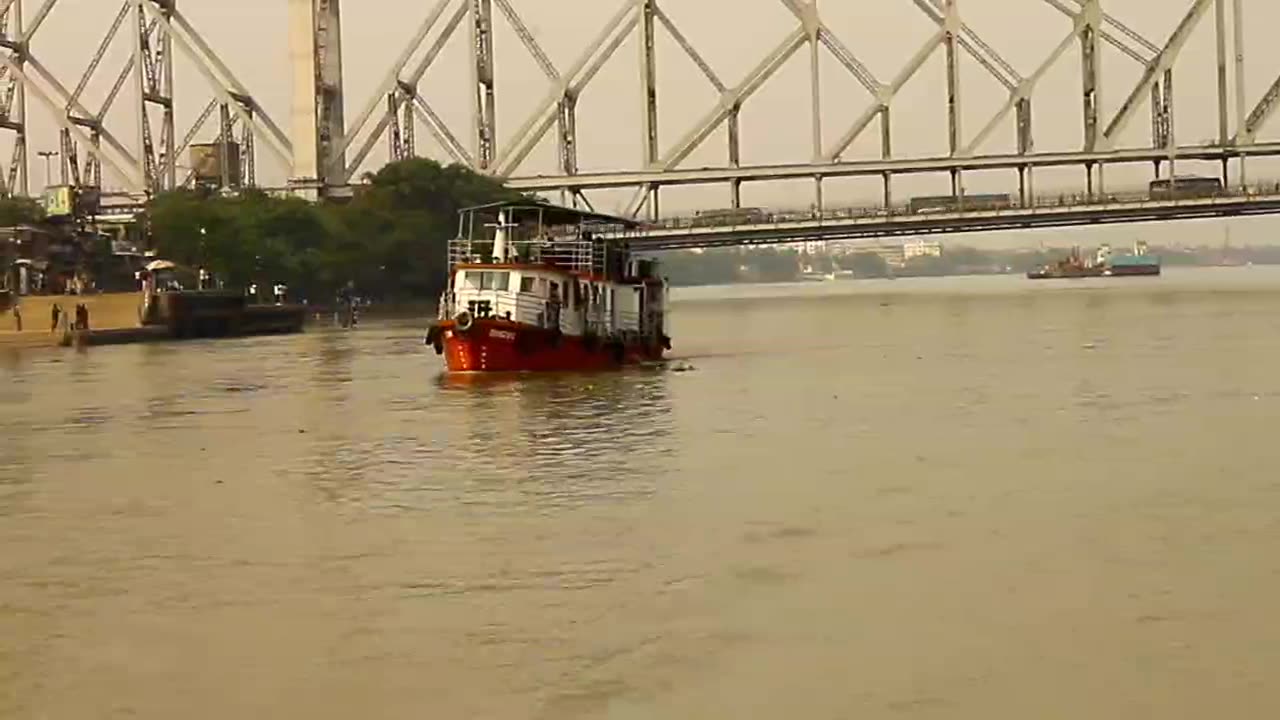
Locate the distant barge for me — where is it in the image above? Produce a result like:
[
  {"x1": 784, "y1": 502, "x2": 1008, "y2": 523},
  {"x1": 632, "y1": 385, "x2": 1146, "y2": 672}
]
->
[{"x1": 1028, "y1": 241, "x2": 1161, "y2": 280}]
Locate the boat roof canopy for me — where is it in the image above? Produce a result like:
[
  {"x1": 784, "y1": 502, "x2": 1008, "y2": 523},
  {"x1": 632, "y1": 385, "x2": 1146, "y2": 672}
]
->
[{"x1": 459, "y1": 200, "x2": 644, "y2": 229}]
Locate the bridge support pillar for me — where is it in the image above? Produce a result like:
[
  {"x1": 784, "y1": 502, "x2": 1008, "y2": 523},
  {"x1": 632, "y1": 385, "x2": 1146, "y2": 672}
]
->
[
  {"x1": 470, "y1": 0, "x2": 497, "y2": 171},
  {"x1": 882, "y1": 172, "x2": 892, "y2": 211},
  {"x1": 730, "y1": 179, "x2": 741, "y2": 210},
  {"x1": 1085, "y1": 162, "x2": 1094, "y2": 200},
  {"x1": 289, "y1": 0, "x2": 346, "y2": 198},
  {"x1": 1018, "y1": 167, "x2": 1027, "y2": 207},
  {"x1": 813, "y1": 176, "x2": 824, "y2": 217}
]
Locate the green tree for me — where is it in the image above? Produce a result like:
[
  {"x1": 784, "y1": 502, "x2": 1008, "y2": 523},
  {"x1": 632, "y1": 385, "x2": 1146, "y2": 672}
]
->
[
  {"x1": 0, "y1": 196, "x2": 45, "y2": 226},
  {"x1": 144, "y1": 158, "x2": 520, "y2": 302}
]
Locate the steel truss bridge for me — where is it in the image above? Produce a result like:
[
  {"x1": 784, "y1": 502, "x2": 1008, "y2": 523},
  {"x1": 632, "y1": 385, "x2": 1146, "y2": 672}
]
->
[{"x1": 4, "y1": 0, "x2": 1280, "y2": 232}]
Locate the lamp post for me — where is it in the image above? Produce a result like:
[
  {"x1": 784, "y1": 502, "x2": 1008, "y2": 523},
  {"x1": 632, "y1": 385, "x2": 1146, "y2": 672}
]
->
[{"x1": 36, "y1": 151, "x2": 59, "y2": 190}]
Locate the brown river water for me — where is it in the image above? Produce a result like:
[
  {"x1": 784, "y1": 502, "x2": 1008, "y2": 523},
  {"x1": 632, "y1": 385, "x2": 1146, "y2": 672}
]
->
[{"x1": 3, "y1": 267, "x2": 1280, "y2": 718}]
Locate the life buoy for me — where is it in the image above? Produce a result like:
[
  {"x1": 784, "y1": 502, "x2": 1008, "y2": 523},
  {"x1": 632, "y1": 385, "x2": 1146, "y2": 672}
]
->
[{"x1": 454, "y1": 310, "x2": 474, "y2": 333}]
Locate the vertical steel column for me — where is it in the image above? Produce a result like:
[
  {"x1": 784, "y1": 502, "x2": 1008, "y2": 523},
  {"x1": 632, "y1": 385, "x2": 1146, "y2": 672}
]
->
[
  {"x1": 317, "y1": 0, "x2": 346, "y2": 183},
  {"x1": 1232, "y1": 0, "x2": 1247, "y2": 186},
  {"x1": 1, "y1": 0, "x2": 29, "y2": 195},
  {"x1": 728, "y1": 102, "x2": 741, "y2": 209},
  {"x1": 638, "y1": 0, "x2": 658, "y2": 220},
  {"x1": 218, "y1": 102, "x2": 232, "y2": 190},
  {"x1": 130, "y1": 0, "x2": 149, "y2": 191},
  {"x1": 469, "y1": 0, "x2": 496, "y2": 171},
  {"x1": 1079, "y1": 0, "x2": 1101, "y2": 197},
  {"x1": 128, "y1": 1, "x2": 177, "y2": 192},
  {"x1": 161, "y1": 1, "x2": 175, "y2": 190},
  {"x1": 557, "y1": 94, "x2": 578, "y2": 177},
  {"x1": 387, "y1": 93, "x2": 403, "y2": 161},
  {"x1": 943, "y1": 0, "x2": 962, "y2": 157},
  {"x1": 803, "y1": 1, "x2": 821, "y2": 162},
  {"x1": 880, "y1": 106, "x2": 892, "y2": 209},
  {"x1": 1163, "y1": 69, "x2": 1176, "y2": 176},
  {"x1": 1214, "y1": 0, "x2": 1229, "y2": 146},
  {"x1": 1016, "y1": 97, "x2": 1033, "y2": 204},
  {"x1": 290, "y1": 0, "x2": 344, "y2": 194},
  {"x1": 1079, "y1": 0, "x2": 1101, "y2": 152}
]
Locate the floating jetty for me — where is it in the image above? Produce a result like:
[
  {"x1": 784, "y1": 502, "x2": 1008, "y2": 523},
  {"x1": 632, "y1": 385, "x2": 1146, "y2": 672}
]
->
[{"x1": 0, "y1": 291, "x2": 307, "y2": 350}]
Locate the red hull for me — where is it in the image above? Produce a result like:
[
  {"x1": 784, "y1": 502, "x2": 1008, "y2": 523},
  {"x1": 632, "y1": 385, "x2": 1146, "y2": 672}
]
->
[{"x1": 435, "y1": 319, "x2": 665, "y2": 373}]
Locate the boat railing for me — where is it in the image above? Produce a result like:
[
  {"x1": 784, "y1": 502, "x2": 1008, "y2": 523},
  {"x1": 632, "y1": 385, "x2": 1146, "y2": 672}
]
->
[{"x1": 448, "y1": 237, "x2": 598, "y2": 274}]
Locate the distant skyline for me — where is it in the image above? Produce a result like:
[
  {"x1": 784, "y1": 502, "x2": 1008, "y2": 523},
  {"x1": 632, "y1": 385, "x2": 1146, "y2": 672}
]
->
[{"x1": 13, "y1": 0, "x2": 1280, "y2": 233}]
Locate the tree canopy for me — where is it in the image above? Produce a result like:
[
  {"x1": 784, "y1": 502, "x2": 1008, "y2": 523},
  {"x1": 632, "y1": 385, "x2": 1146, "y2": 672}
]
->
[
  {"x1": 0, "y1": 196, "x2": 44, "y2": 227},
  {"x1": 145, "y1": 158, "x2": 522, "y2": 302}
]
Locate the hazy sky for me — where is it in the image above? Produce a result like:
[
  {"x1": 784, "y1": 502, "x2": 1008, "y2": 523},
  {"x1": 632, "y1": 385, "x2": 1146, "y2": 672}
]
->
[{"x1": 16, "y1": 0, "x2": 1280, "y2": 230}]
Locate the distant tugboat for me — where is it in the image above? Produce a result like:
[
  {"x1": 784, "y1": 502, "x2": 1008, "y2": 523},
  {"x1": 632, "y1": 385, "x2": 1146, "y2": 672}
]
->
[{"x1": 1027, "y1": 241, "x2": 1161, "y2": 280}]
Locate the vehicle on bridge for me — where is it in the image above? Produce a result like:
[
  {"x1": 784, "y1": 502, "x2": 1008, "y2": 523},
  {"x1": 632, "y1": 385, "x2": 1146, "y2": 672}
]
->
[
  {"x1": 691, "y1": 207, "x2": 771, "y2": 226},
  {"x1": 426, "y1": 201, "x2": 670, "y2": 373},
  {"x1": 1148, "y1": 175, "x2": 1223, "y2": 200},
  {"x1": 907, "y1": 193, "x2": 1015, "y2": 214}
]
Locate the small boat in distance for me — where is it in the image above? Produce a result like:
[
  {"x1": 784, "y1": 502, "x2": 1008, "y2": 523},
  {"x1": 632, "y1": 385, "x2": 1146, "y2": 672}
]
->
[
  {"x1": 425, "y1": 201, "x2": 670, "y2": 373},
  {"x1": 1027, "y1": 241, "x2": 1161, "y2": 280}
]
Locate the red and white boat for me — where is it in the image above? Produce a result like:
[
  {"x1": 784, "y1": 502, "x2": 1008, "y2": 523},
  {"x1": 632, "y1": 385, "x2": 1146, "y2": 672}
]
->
[{"x1": 425, "y1": 201, "x2": 670, "y2": 373}]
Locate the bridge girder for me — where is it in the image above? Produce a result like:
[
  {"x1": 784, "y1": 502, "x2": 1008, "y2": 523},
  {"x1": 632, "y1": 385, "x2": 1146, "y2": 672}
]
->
[{"x1": 2, "y1": 0, "x2": 1280, "y2": 210}]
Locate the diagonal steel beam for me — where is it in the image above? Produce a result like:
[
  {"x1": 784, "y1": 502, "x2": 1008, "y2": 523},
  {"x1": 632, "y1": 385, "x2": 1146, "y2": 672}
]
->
[
  {"x1": 0, "y1": 53, "x2": 142, "y2": 188},
  {"x1": 1102, "y1": 0, "x2": 1214, "y2": 146},
  {"x1": 493, "y1": 0, "x2": 557, "y2": 80},
  {"x1": 410, "y1": 91, "x2": 472, "y2": 166},
  {"x1": 964, "y1": 29, "x2": 1078, "y2": 156},
  {"x1": 825, "y1": 29, "x2": 946, "y2": 161},
  {"x1": 493, "y1": 0, "x2": 637, "y2": 176},
  {"x1": 653, "y1": 5, "x2": 724, "y2": 92},
  {"x1": 1041, "y1": 0, "x2": 1153, "y2": 64},
  {"x1": 778, "y1": 0, "x2": 878, "y2": 94},
  {"x1": 1239, "y1": 72, "x2": 1280, "y2": 144},
  {"x1": 166, "y1": 7, "x2": 292, "y2": 159},
  {"x1": 499, "y1": 11, "x2": 638, "y2": 179},
  {"x1": 23, "y1": 54, "x2": 137, "y2": 173},
  {"x1": 20, "y1": 0, "x2": 59, "y2": 42},
  {"x1": 656, "y1": 27, "x2": 807, "y2": 172},
  {"x1": 1066, "y1": 0, "x2": 1160, "y2": 53},
  {"x1": 343, "y1": 1, "x2": 468, "y2": 180},
  {"x1": 139, "y1": 2, "x2": 292, "y2": 168},
  {"x1": 335, "y1": 0, "x2": 458, "y2": 170},
  {"x1": 66, "y1": 2, "x2": 129, "y2": 112},
  {"x1": 913, "y1": 0, "x2": 1018, "y2": 91}
]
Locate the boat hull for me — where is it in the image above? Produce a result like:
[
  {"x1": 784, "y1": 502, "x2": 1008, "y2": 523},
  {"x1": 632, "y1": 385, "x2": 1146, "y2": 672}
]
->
[
  {"x1": 429, "y1": 318, "x2": 667, "y2": 373},
  {"x1": 1027, "y1": 264, "x2": 1161, "y2": 279}
]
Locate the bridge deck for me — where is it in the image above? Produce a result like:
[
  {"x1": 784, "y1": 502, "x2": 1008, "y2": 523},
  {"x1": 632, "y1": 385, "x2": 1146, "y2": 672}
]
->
[{"x1": 629, "y1": 193, "x2": 1280, "y2": 250}]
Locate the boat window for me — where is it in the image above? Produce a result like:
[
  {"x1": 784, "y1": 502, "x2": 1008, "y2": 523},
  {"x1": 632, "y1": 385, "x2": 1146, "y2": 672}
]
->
[
  {"x1": 477, "y1": 271, "x2": 510, "y2": 291},
  {"x1": 519, "y1": 276, "x2": 536, "y2": 293}
]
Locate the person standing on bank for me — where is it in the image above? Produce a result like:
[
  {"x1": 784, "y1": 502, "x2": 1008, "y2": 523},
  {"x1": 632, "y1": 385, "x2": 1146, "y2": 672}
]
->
[{"x1": 50, "y1": 303, "x2": 61, "y2": 333}]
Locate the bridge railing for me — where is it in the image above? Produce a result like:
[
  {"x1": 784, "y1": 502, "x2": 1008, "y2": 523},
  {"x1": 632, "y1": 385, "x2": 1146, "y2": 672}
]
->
[{"x1": 649, "y1": 181, "x2": 1280, "y2": 233}]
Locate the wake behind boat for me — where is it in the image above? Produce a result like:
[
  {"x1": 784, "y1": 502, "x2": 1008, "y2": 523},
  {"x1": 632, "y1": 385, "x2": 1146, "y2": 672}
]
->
[{"x1": 425, "y1": 201, "x2": 670, "y2": 373}]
